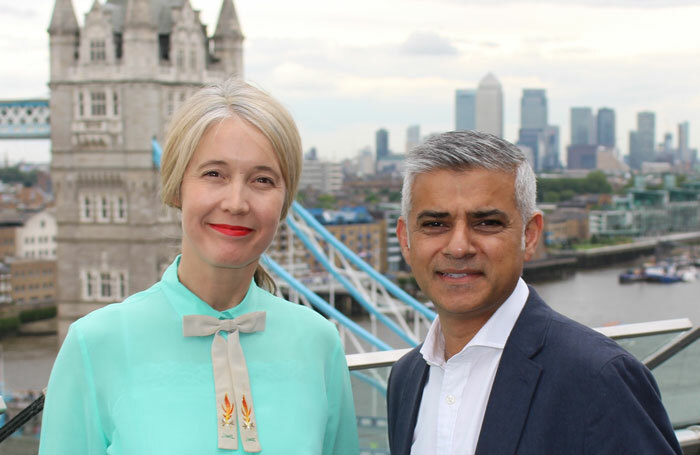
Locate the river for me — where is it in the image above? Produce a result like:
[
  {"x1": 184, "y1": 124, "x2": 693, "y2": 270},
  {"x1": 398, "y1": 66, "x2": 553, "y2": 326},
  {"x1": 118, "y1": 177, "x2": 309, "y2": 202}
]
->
[{"x1": 2, "y1": 263, "x2": 699, "y2": 395}]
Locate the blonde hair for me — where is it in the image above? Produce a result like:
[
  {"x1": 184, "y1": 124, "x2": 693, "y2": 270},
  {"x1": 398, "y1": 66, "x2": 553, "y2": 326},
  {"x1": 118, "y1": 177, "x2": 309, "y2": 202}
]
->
[{"x1": 161, "y1": 78, "x2": 302, "y2": 292}]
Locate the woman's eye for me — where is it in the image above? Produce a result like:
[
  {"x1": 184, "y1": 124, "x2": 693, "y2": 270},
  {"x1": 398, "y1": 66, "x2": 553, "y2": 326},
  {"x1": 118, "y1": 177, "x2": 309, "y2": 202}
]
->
[
  {"x1": 203, "y1": 170, "x2": 220, "y2": 178},
  {"x1": 255, "y1": 176, "x2": 275, "y2": 185}
]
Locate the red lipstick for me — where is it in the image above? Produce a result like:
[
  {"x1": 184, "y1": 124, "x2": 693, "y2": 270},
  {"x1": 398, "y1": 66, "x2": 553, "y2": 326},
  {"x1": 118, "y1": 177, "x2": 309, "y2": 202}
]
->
[{"x1": 209, "y1": 224, "x2": 253, "y2": 237}]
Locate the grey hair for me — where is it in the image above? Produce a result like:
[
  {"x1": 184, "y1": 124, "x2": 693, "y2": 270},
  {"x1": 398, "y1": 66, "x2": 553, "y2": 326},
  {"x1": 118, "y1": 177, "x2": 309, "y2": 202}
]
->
[{"x1": 401, "y1": 130, "x2": 537, "y2": 224}]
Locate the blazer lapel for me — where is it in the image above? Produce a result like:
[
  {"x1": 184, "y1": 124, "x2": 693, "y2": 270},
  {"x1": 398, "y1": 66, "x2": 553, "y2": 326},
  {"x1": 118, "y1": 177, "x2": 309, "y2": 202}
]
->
[{"x1": 475, "y1": 288, "x2": 551, "y2": 455}]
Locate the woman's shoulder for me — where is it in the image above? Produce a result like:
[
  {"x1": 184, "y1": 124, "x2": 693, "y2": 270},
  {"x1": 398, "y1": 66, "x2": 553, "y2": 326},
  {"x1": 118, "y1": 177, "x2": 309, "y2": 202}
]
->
[
  {"x1": 255, "y1": 287, "x2": 339, "y2": 337},
  {"x1": 71, "y1": 281, "x2": 166, "y2": 336}
]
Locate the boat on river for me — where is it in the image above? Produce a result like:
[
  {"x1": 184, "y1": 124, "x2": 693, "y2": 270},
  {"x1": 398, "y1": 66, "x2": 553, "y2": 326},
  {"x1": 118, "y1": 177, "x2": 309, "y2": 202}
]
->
[{"x1": 619, "y1": 261, "x2": 697, "y2": 284}]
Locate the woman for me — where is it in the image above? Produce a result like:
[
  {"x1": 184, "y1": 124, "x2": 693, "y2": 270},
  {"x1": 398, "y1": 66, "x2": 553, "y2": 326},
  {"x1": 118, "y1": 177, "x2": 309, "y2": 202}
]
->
[{"x1": 40, "y1": 79, "x2": 359, "y2": 454}]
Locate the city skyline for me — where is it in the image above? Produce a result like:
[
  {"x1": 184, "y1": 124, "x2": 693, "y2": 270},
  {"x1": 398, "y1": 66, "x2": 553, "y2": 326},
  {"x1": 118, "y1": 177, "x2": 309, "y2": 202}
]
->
[{"x1": 1, "y1": 0, "x2": 699, "y2": 163}]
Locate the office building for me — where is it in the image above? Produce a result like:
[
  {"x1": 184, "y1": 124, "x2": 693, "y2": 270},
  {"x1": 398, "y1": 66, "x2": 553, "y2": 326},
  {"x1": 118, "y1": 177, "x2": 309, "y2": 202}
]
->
[
  {"x1": 299, "y1": 159, "x2": 343, "y2": 194},
  {"x1": 571, "y1": 107, "x2": 595, "y2": 146},
  {"x1": 521, "y1": 89, "x2": 547, "y2": 130},
  {"x1": 596, "y1": 108, "x2": 615, "y2": 147},
  {"x1": 455, "y1": 89, "x2": 476, "y2": 131},
  {"x1": 406, "y1": 125, "x2": 421, "y2": 153},
  {"x1": 678, "y1": 121, "x2": 690, "y2": 163},
  {"x1": 376, "y1": 128, "x2": 389, "y2": 160},
  {"x1": 630, "y1": 111, "x2": 656, "y2": 170},
  {"x1": 475, "y1": 73, "x2": 503, "y2": 138}
]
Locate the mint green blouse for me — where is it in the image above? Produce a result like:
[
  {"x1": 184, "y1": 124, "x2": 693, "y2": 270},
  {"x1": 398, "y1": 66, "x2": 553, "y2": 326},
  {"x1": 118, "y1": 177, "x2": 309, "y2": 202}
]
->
[{"x1": 39, "y1": 257, "x2": 359, "y2": 454}]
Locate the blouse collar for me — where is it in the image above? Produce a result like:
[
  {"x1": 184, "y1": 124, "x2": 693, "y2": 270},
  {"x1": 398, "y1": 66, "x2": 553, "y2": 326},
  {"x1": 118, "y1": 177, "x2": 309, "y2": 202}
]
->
[{"x1": 160, "y1": 255, "x2": 260, "y2": 319}]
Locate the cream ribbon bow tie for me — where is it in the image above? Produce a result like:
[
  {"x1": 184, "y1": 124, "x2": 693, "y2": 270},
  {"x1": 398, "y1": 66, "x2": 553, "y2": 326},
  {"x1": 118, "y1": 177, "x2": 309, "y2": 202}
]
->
[{"x1": 183, "y1": 311, "x2": 266, "y2": 452}]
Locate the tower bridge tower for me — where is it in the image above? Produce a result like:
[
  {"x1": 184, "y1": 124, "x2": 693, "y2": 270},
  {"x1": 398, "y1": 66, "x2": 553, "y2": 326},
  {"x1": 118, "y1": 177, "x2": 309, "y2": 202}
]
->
[{"x1": 48, "y1": 0, "x2": 244, "y2": 341}]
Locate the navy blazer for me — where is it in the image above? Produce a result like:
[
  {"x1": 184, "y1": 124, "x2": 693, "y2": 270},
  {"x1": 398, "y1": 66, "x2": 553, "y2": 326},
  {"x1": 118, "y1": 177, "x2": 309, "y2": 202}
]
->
[{"x1": 387, "y1": 287, "x2": 682, "y2": 455}]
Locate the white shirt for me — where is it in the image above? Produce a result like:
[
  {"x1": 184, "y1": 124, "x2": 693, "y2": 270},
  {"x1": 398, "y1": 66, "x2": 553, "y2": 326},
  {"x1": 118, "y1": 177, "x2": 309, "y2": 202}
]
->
[{"x1": 411, "y1": 278, "x2": 529, "y2": 455}]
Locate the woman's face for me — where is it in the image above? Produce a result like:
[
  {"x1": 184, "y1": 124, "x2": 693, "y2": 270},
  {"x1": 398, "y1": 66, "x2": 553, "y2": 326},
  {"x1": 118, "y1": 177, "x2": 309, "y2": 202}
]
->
[{"x1": 179, "y1": 116, "x2": 286, "y2": 273}]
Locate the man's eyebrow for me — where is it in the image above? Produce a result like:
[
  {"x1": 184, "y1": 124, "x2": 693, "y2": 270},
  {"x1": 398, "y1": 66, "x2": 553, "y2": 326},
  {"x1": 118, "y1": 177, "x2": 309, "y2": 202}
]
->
[
  {"x1": 470, "y1": 209, "x2": 508, "y2": 219},
  {"x1": 415, "y1": 210, "x2": 450, "y2": 221}
]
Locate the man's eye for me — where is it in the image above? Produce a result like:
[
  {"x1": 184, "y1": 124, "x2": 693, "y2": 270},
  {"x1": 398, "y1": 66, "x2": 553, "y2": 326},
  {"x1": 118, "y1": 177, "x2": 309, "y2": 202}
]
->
[
  {"x1": 422, "y1": 221, "x2": 445, "y2": 228},
  {"x1": 476, "y1": 219, "x2": 504, "y2": 229}
]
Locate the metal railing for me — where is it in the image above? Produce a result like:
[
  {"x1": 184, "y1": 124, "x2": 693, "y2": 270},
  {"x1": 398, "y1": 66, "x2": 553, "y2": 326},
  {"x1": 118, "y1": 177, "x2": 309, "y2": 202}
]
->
[{"x1": 347, "y1": 318, "x2": 700, "y2": 453}]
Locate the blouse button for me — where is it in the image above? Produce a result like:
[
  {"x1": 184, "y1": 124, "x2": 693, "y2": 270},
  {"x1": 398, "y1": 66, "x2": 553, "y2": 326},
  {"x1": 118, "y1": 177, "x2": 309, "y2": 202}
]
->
[{"x1": 446, "y1": 395, "x2": 456, "y2": 405}]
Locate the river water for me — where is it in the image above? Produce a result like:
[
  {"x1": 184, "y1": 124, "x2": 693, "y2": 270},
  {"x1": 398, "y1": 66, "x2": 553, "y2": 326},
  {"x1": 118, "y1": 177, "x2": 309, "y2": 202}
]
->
[{"x1": 2, "y1": 263, "x2": 699, "y2": 395}]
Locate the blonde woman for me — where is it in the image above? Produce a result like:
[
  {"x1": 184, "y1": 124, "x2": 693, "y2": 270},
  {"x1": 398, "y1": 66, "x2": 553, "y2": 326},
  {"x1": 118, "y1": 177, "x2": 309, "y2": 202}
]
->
[{"x1": 40, "y1": 79, "x2": 359, "y2": 454}]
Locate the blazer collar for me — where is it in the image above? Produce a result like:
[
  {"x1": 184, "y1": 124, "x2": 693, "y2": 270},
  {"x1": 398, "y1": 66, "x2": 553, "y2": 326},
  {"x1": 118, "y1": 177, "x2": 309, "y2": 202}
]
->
[{"x1": 475, "y1": 286, "x2": 552, "y2": 455}]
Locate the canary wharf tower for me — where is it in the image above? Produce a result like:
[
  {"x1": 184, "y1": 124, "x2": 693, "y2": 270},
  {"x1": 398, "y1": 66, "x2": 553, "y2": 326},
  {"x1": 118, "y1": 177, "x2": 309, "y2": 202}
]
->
[{"x1": 48, "y1": 0, "x2": 244, "y2": 341}]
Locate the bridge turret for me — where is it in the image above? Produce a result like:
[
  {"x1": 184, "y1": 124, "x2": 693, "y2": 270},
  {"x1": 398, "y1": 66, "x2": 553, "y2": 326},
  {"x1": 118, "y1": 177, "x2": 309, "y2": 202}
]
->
[
  {"x1": 122, "y1": 0, "x2": 158, "y2": 74},
  {"x1": 47, "y1": 0, "x2": 80, "y2": 80},
  {"x1": 211, "y1": 0, "x2": 244, "y2": 77}
]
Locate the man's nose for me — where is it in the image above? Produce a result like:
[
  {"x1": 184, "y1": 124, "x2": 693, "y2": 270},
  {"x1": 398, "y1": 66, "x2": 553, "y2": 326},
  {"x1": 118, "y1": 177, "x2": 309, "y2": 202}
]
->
[{"x1": 443, "y1": 222, "x2": 475, "y2": 258}]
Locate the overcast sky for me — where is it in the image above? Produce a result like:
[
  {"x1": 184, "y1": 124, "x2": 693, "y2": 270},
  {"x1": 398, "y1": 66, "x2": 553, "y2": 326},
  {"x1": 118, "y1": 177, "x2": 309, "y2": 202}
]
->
[{"x1": 1, "y1": 0, "x2": 699, "y2": 163}]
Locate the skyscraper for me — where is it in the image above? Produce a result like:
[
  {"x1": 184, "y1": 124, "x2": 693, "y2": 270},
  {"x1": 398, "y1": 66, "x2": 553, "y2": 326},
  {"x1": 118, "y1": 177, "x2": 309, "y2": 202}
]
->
[
  {"x1": 596, "y1": 107, "x2": 615, "y2": 147},
  {"x1": 455, "y1": 89, "x2": 476, "y2": 131},
  {"x1": 570, "y1": 107, "x2": 595, "y2": 146},
  {"x1": 475, "y1": 73, "x2": 503, "y2": 138},
  {"x1": 376, "y1": 128, "x2": 389, "y2": 160},
  {"x1": 678, "y1": 121, "x2": 690, "y2": 163},
  {"x1": 629, "y1": 111, "x2": 656, "y2": 169},
  {"x1": 48, "y1": 0, "x2": 244, "y2": 340},
  {"x1": 520, "y1": 89, "x2": 547, "y2": 130},
  {"x1": 406, "y1": 125, "x2": 421, "y2": 153}
]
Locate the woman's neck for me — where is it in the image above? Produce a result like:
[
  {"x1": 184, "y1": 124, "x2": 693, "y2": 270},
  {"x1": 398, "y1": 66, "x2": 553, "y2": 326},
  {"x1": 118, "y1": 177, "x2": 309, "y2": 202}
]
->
[{"x1": 177, "y1": 252, "x2": 258, "y2": 312}]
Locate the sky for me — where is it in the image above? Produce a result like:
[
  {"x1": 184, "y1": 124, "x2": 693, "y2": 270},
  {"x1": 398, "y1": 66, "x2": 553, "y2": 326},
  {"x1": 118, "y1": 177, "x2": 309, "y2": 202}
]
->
[{"x1": 1, "y1": 0, "x2": 699, "y2": 164}]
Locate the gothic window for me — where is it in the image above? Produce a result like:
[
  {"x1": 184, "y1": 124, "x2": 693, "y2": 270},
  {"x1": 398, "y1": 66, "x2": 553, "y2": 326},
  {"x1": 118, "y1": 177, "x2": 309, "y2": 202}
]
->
[
  {"x1": 79, "y1": 193, "x2": 94, "y2": 222},
  {"x1": 113, "y1": 92, "x2": 119, "y2": 116},
  {"x1": 85, "y1": 271, "x2": 94, "y2": 298},
  {"x1": 113, "y1": 33, "x2": 123, "y2": 59},
  {"x1": 113, "y1": 194, "x2": 127, "y2": 223},
  {"x1": 90, "y1": 91, "x2": 106, "y2": 116},
  {"x1": 118, "y1": 272, "x2": 127, "y2": 299},
  {"x1": 90, "y1": 40, "x2": 106, "y2": 61},
  {"x1": 97, "y1": 195, "x2": 110, "y2": 222},
  {"x1": 100, "y1": 272, "x2": 112, "y2": 298}
]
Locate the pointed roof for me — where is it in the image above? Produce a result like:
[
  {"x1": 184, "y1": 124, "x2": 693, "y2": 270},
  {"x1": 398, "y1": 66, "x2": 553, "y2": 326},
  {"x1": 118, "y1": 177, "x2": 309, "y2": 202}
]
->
[
  {"x1": 48, "y1": 0, "x2": 79, "y2": 34},
  {"x1": 214, "y1": 0, "x2": 243, "y2": 39},
  {"x1": 124, "y1": 0, "x2": 155, "y2": 29},
  {"x1": 479, "y1": 72, "x2": 501, "y2": 89},
  {"x1": 88, "y1": 0, "x2": 102, "y2": 14}
]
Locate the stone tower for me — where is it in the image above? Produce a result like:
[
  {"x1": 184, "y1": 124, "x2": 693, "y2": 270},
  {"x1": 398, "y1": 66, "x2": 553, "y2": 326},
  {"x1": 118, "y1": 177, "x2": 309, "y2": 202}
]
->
[{"x1": 48, "y1": 0, "x2": 244, "y2": 341}]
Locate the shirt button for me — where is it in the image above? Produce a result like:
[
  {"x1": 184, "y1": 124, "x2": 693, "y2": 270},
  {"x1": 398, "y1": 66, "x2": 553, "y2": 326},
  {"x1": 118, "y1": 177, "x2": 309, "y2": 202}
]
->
[{"x1": 446, "y1": 395, "x2": 455, "y2": 405}]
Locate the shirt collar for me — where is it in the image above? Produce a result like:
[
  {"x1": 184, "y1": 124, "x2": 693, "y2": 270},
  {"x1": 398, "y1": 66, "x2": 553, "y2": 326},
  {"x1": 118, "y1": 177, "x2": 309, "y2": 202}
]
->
[
  {"x1": 160, "y1": 255, "x2": 260, "y2": 319},
  {"x1": 420, "y1": 277, "x2": 529, "y2": 367}
]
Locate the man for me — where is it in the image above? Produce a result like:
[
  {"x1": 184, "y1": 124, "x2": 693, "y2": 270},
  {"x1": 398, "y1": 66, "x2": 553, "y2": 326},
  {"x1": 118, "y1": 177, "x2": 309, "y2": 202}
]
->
[{"x1": 387, "y1": 131, "x2": 681, "y2": 454}]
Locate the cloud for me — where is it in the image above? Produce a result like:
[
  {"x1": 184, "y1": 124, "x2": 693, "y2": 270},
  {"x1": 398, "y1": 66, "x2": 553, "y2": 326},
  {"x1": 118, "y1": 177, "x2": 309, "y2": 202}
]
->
[
  {"x1": 399, "y1": 31, "x2": 458, "y2": 56},
  {"x1": 438, "y1": 0, "x2": 699, "y2": 6},
  {"x1": 1, "y1": 5, "x2": 39, "y2": 20}
]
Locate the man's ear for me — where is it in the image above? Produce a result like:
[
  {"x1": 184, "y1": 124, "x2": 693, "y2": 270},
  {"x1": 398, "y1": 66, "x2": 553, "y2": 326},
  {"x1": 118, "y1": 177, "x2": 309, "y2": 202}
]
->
[
  {"x1": 523, "y1": 212, "x2": 543, "y2": 261},
  {"x1": 396, "y1": 216, "x2": 411, "y2": 264}
]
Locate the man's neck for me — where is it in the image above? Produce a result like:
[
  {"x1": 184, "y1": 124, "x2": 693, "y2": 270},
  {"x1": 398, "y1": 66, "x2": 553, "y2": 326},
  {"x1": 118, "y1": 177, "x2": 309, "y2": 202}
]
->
[{"x1": 439, "y1": 309, "x2": 499, "y2": 361}]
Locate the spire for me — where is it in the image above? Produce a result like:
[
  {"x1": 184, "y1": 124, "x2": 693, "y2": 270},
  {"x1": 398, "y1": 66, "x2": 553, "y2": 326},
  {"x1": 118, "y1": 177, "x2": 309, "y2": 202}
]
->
[
  {"x1": 125, "y1": 0, "x2": 155, "y2": 29},
  {"x1": 48, "y1": 0, "x2": 79, "y2": 34},
  {"x1": 214, "y1": 0, "x2": 243, "y2": 39}
]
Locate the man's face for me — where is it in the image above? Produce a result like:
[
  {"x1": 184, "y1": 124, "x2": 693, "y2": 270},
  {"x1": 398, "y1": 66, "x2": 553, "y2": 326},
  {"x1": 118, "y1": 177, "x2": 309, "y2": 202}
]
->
[{"x1": 397, "y1": 167, "x2": 542, "y2": 322}]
